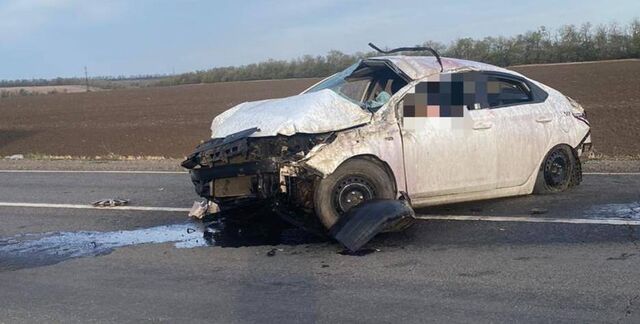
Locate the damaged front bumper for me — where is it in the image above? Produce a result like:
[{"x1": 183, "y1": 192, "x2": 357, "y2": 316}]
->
[
  {"x1": 181, "y1": 128, "x2": 331, "y2": 221},
  {"x1": 187, "y1": 159, "x2": 280, "y2": 200}
]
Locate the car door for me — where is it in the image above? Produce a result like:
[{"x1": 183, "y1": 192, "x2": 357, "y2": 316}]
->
[
  {"x1": 399, "y1": 72, "x2": 498, "y2": 198},
  {"x1": 481, "y1": 73, "x2": 553, "y2": 188}
]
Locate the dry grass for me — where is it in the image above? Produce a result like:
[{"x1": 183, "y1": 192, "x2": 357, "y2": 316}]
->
[
  {"x1": 15, "y1": 153, "x2": 169, "y2": 161},
  {"x1": 0, "y1": 85, "x2": 102, "y2": 96}
]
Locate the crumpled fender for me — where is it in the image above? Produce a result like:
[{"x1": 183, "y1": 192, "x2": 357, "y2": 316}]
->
[{"x1": 299, "y1": 120, "x2": 407, "y2": 194}]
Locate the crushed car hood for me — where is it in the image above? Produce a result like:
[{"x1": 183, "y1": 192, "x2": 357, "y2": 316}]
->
[{"x1": 210, "y1": 89, "x2": 372, "y2": 138}]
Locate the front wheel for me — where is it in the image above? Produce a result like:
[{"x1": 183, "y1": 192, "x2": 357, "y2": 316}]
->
[
  {"x1": 313, "y1": 158, "x2": 396, "y2": 229},
  {"x1": 534, "y1": 145, "x2": 578, "y2": 194}
]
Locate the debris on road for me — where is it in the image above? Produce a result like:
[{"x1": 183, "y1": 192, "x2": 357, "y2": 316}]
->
[
  {"x1": 338, "y1": 248, "x2": 379, "y2": 256},
  {"x1": 266, "y1": 248, "x2": 283, "y2": 257},
  {"x1": 91, "y1": 198, "x2": 129, "y2": 207},
  {"x1": 188, "y1": 200, "x2": 208, "y2": 219},
  {"x1": 5, "y1": 154, "x2": 24, "y2": 160},
  {"x1": 530, "y1": 208, "x2": 549, "y2": 215},
  {"x1": 330, "y1": 199, "x2": 415, "y2": 253},
  {"x1": 188, "y1": 200, "x2": 220, "y2": 219}
]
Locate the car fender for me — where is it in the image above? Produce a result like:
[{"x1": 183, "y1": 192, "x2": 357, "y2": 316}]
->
[
  {"x1": 300, "y1": 121, "x2": 407, "y2": 194},
  {"x1": 537, "y1": 83, "x2": 590, "y2": 150}
]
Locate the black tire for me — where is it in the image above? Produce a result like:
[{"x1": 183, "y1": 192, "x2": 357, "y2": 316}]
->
[
  {"x1": 534, "y1": 145, "x2": 577, "y2": 194},
  {"x1": 313, "y1": 158, "x2": 396, "y2": 229}
]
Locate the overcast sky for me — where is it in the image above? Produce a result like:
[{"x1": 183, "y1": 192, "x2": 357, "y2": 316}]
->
[{"x1": 0, "y1": 0, "x2": 638, "y2": 80}]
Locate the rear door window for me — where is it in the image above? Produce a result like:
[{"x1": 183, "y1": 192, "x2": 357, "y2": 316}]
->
[
  {"x1": 399, "y1": 71, "x2": 537, "y2": 118},
  {"x1": 487, "y1": 77, "x2": 532, "y2": 107}
]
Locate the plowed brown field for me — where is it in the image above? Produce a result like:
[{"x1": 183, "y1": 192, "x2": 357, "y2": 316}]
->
[
  {"x1": 1, "y1": 60, "x2": 638, "y2": 158},
  {"x1": 0, "y1": 78, "x2": 319, "y2": 158},
  {"x1": 511, "y1": 59, "x2": 640, "y2": 157}
]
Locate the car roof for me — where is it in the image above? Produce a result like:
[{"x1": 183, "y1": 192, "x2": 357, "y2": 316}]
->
[{"x1": 367, "y1": 55, "x2": 523, "y2": 80}]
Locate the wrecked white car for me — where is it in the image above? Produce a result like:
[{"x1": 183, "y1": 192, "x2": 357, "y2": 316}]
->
[{"x1": 182, "y1": 44, "x2": 591, "y2": 235}]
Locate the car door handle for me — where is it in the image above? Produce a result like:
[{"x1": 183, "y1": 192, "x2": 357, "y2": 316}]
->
[
  {"x1": 536, "y1": 115, "x2": 553, "y2": 123},
  {"x1": 472, "y1": 121, "x2": 493, "y2": 130}
]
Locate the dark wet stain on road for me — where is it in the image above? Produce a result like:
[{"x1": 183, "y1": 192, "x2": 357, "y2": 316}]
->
[
  {"x1": 203, "y1": 216, "x2": 325, "y2": 248},
  {"x1": 585, "y1": 202, "x2": 640, "y2": 220},
  {"x1": 5, "y1": 200, "x2": 638, "y2": 272},
  {"x1": 0, "y1": 223, "x2": 207, "y2": 271},
  {"x1": 0, "y1": 218, "x2": 324, "y2": 271},
  {"x1": 607, "y1": 252, "x2": 636, "y2": 260},
  {"x1": 458, "y1": 270, "x2": 498, "y2": 278},
  {"x1": 338, "y1": 248, "x2": 378, "y2": 256}
]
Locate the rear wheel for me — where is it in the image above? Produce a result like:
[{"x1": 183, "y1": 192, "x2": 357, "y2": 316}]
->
[
  {"x1": 314, "y1": 158, "x2": 395, "y2": 229},
  {"x1": 534, "y1": 145, "x2": 577, "y2": 194}
]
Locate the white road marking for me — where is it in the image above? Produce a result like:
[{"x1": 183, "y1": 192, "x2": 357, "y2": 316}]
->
[
  {"x1": 0, "y1": 202, "x2": 190, "y2": 212},
  {"x1": 1, "y1": 201, "x2": 638, "y2": 226},
  {"x1": 0, "y1": 170, "x2": 186, "y2": 174},
  {"x1": 0, "y1": 170, "x2": 638, "y2": 175},
  {"x1": 583, "y1": 172, "x2": 640, "y2": 175},
  {"x1": 414, "y1": 215, "x2": 640, "y2": 226}
]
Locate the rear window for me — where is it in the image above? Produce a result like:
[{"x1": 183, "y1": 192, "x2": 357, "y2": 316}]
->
[{"x1": 486, "y1": 77, "x2": 532, "y2": 107}]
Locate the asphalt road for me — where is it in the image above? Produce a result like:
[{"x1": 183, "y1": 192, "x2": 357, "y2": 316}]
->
[{"x1": 1, "y1": 171, "x2": 639, "y2": 323}]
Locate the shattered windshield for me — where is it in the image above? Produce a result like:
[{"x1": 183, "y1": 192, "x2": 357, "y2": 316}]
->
[
  {"x1": 305, "y1": 60, "x2": 407, "y2": 112},
  {"x1": 305, "y1": 62, "x2": 369, "y2": 106}
]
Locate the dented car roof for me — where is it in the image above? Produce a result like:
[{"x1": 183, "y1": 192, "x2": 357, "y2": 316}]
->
[{"x1": 368, "y1": 55, "x2": 520, "y2": 80}]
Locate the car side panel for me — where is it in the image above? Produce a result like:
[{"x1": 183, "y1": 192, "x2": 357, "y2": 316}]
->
[
  {"x1": 401, "y1": 109, "x2": 498, "y2": 197},
  {"x1": 492, "y1": 101, "x2": 554, "y2": 188}
]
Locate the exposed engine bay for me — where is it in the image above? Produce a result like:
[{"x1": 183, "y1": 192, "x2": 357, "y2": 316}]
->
[{"x1": 181, "y1": 127, "x2": 335, "y2": 229}]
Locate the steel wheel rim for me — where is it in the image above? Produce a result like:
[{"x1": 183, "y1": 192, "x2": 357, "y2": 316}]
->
[
  {"x1": 333, "y1": 176, "x2": 375, "y2": 214},
  {"x1": 544, "y1": 150, "x2": 570, "y2": 188}
]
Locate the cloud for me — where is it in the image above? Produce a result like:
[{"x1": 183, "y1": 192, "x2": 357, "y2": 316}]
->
[{"x1": 0, "y1": 0, "x2": 125, "y2": 41}]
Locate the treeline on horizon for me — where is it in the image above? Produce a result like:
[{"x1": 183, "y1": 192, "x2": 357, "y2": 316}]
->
[
  {"x1": 0, "y1": 74, "x2": 168, "y2": 89},
  {"x1": 2, "y1": 19, "x2": 639, "y2": 88}
]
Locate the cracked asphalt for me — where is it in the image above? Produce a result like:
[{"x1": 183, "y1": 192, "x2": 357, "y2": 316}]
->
[{"x1": 0, "y1": 169, "x2": 639, "y2": 323}]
